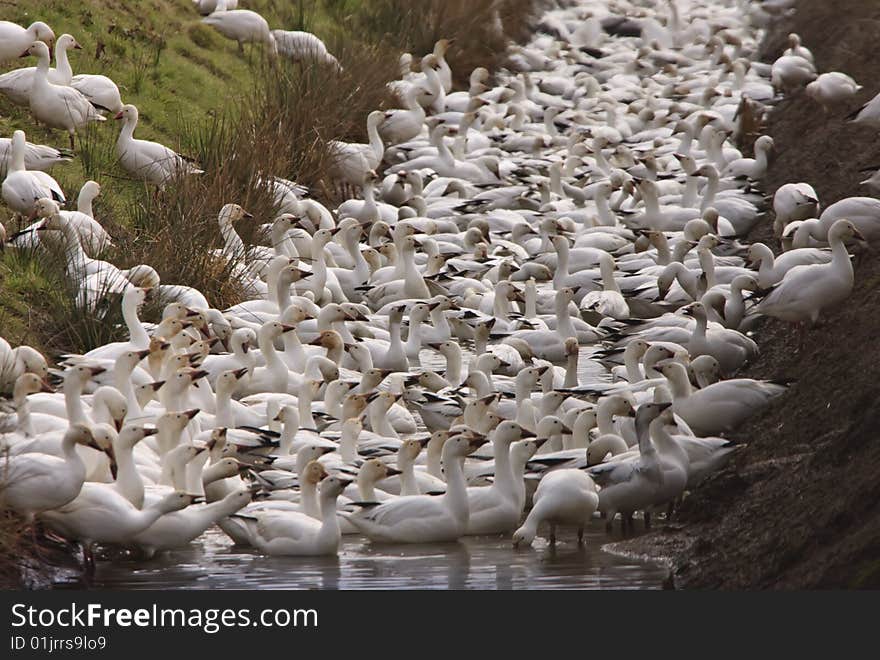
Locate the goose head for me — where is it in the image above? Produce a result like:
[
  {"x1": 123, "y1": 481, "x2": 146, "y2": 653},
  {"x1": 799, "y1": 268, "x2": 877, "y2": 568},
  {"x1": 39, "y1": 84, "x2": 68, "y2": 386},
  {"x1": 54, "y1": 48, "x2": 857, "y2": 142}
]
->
[
  {"x1": 55, "y1": 33, "x2": 81, "y2": 53},
  {"x1": 13, "y1": 372, "x2": 54, "y2": 398},
  {"x1": 443, "y1": 431, "x2": 488, "y2": 460},
  {"x1": 536, "y1": 415, "x2": 572, "y2": 440},
  {"x1": 27, "y1": 22, "x2": 55, "y2": 47},
  {"x1": 319, "y1": 474, "x2": 352, "y2": 499},
  {"x1": 360, "y1": 458, "x2": 401, "y2": 486},
  {"x1": 216, "y1": 203, "x2": 253, "y2": 227},
  {"x1": 67, "y1": 423, "x2": 101, "y2": 450},
  {"x1": 157, "y1": 408, "x2": 200, "y2": 436},
  {"x1": 828, "y1": 219, "x2": 864, "y2": 244},
  {"x1": 309, "y1": 329, "x2": 344, "y2": 350},
  {"x1": 20, "y1": 40, "x2": 51, "y2": 62},
  {"x1": 302, "y1": 460, "x2": 329, "y2": 487},
  {"x1": 493, "y1": 420, "x2": 535, "y2": 445},
  {"x1": 217, "y1": 367, "x2": 248, "y2": 394},
  {"x1": 114, "y1": 103, "x2": 140, "y2": 123},
  {"x1": 681, "y1": 301, "x2": 708, "y2": 322},
  {"x1": 117, "y1": 424, "x2": 159, "y2": 450},
  {"x1": 398, "y1": 438, "x2": 425, "y2": 464}
]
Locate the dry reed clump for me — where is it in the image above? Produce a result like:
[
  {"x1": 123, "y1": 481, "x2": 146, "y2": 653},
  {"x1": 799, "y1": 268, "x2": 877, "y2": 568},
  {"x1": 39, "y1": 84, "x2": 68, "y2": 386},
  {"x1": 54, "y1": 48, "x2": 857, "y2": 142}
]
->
[
  {"x1": 346, "y1": 0, "x2": 538, "y2": 87},
  {"x1": 0, "y1": 510, "x2": 42, "y2": 589}
]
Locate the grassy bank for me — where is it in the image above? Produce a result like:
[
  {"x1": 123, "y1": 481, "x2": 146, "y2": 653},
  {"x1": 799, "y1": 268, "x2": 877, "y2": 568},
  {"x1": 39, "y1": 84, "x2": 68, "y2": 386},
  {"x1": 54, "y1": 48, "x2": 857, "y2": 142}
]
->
[{"x1": 0, "y1": 0, "x2": 534, "y2": 358}]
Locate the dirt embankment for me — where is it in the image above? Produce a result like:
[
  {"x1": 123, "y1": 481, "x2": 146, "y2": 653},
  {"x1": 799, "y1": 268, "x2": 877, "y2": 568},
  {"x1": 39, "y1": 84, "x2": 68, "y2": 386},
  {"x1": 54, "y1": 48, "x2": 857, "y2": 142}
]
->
[{"x1": 624, "y1": 0, "x2": 880, "y2": 589}]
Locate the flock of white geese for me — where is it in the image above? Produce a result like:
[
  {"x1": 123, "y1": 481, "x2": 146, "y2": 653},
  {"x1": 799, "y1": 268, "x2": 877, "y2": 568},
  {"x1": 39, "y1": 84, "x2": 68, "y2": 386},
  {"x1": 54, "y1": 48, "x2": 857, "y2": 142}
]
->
[{"x1": 0, "y1": 0, "x2": 877, "y2": 576}]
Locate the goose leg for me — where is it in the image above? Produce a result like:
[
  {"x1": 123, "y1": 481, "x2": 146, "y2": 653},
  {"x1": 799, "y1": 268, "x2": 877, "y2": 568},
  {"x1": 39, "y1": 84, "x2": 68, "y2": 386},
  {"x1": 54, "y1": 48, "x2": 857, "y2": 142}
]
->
[
  {"x1": 69, "y1": 131, "x2": 76, "y2": 152},
  {"x1": 644, "y1": 511, "x2": 652, "y2": 529},
  {"x1": 549, "y1": 524, "x2": 557, "y2": 545},
  {"x1": 577, "y1": 526, "x2": 584, "y2": 545},
  {"x1": 82, "y1": 543, "x2": 95, "y2": 576}
]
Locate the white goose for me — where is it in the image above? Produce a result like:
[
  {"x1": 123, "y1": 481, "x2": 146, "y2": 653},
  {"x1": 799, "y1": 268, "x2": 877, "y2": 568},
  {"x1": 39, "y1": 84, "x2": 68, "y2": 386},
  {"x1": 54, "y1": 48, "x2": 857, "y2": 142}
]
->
[
  {"x1": 756, "y1": 219, "x2": 862, "y2": 324},
  {"x1": 512, "y1": 468, "x2": 598, "y2": 547},
  {"x1": 465, "y1": 421, "x2": 536, "y2": 535},
  {"x1": 805, "y1": 72, "x2": 861, "y2": 112},
  {"x1": 114, "y1": 104, "x2": 203, "y2": 186},
  {"x1": 328, "y1": 110, "x2": 385, "y2": 186},
  {"x1": 201, "y1": 0, "x2": 277, "y2": 55},
  {"x1": 2, "y1": 131, "x2": 65, "y2": 217},
  {"x1": 346, "y1": 432, "x2": 486, "y2": 543},
  {"x1": 0, "y1": 135, "x2": 71, "y2": 178},
  {"x1": 243, "y1": 475, "x2": 349, "y2": 556},
  {"x1": 658, "y1": 361, "x2": 787, "y2": 436},
  {"x1": 0, "y1": 33, "x2": 77, "y2": 106},
  {"x1": 0, "y1": 21, "x2": 54, "y2": 63},
  {"x1": 0, "y1": 424, "x2": 98, "y2": 520},
  {"x1": 23, "y1": 41, "x2": 106, "y2": 149},
  {"x1": 270, "y1": 30, "x2": 341, "y2": 70}
]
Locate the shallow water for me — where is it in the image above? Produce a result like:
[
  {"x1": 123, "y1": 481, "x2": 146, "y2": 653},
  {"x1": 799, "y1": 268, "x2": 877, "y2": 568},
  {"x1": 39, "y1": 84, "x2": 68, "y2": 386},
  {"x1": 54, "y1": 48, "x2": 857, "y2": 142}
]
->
[{"x1": 57, "y1": 522, "x2": 667, "y2": 590}]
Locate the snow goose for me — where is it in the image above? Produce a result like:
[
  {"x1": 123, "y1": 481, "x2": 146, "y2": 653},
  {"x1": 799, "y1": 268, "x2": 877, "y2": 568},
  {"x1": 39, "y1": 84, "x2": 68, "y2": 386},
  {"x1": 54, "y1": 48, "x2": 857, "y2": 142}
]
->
[
  {"x1": 783, "y1": 33, "x2": 814, "y2": 64},
  {"x1": 747, "y1": 242, "x2": 831, "y2": 288},
  {"x1": 658, "y1": 361, "x2": 787, "y2": 436},
  {"x1": 512, "y1": 468, "x2": 599, "y2": 547},
  {"x1": 0, "y1": 135, "x2": 71, "y2": 178},
  {"x1": 805, "y1": 72, "x2": 861, "y2": 112},
  {"x1": 271, "y1": 30, "x2": 341, "y2": 70},
  {"x1": 0, "y1": 33, "x2": 76, "y2": 106},
  {"x1": 201, "y1": 1, "x2": 277, "y2": 55},
  {"x1": 42, "y1": 488, "x2": 194, "y2": 573},
  {"x1": 346, "y1": 432, "x2": 487, "y2": 543},
  {"x1": 328, "y1": 110, "x2": 385, "y2": 186},
  {"x1": 10, "y1": 181, "x2": 109, "y2": 255},
  {"x1": 817, "y1": 197, "x2": 880, "y2": 244},
  {"x1": 579, "y1": 252, "x2": 630, "y2": 320},
  {"x1": 1, "y1": 130, "x2": 65, "y2": 216},
  {"x1": 0, "y1": 373, "x2": 53, "y2": 439},
  {"x1": 465, "y1": 421, "x2": 535, "y2": 535},
  {"x1": 848, "y1": 90, "x2": 880, "y2": 126},
  {"x1": 378, "y1": 85, "x2": 426, "y2": 145},
  {"x1": 723, "y1": 135, "x2": 772, "y2": 180},
  {"x1": 114, "y1": 104, "x2": 203, "y2": 186},
  {"x1": 22, "y1": 41, "x2": 106, "y2": 149},
  {"x1": 770, "y1": 54, "x2": 815, "y2": 93},
  {"x1": 131, "y1": 488, "x2": 252, "y2": 557},
  {"x1": 755, "y1": 219, "x2": 862, "y2": 326},
  {"x1": 0, "y1": 21, "x2": 54, "y2": 63},
  {"x1": 0, "y1": 424, "x2": 99, "y2": 521},
  {"x1": 243, "y1": 475, "x2": 349, "y2": 556},
  {"x1": 772, "y1": 183, "x2": 818, "y2": 236},
  {"x1": 587, "y1": 401, "x2": 669, "y2": 532},
  {"x1": 193, "y1": 0, "x2": 238, "y2": 15}
]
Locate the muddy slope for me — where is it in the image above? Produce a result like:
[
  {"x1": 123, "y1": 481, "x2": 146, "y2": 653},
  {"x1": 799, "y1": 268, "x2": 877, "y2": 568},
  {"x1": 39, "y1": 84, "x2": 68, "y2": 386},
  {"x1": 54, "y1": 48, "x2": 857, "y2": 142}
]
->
[{"x1": 633, "y1": 0, "x2": 880, "y2": 589}]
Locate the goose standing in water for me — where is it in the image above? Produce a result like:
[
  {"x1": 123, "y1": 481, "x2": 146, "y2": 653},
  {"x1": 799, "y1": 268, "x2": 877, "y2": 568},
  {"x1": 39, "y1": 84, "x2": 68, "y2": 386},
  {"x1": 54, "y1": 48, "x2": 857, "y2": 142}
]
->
[{"x1": 346, "y1": 433, "x2": 486, "y2": 543}]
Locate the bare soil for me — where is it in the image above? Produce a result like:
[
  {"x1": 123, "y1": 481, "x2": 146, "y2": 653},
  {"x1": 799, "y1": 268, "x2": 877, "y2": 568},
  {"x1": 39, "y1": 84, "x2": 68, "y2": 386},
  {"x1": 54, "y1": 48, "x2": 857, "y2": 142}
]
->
[{"x1": 617, "y1": 0, "x2": 880, "y2": 589}]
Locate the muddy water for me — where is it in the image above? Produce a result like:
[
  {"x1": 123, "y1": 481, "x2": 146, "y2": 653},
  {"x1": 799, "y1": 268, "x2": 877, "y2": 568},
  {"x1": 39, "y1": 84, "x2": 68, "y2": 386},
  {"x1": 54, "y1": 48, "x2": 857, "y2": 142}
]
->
[{"x1": 57, "y1": 523, "x2": 667, "y2": 590}]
